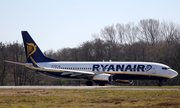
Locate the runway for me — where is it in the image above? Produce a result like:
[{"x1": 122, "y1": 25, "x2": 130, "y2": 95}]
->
[
  {"x1": 0, "y1": 86, "x2": 179, "y2": 90},
  {"x1": 0, "y1": 86, "x2": 105, "y2": 90}
]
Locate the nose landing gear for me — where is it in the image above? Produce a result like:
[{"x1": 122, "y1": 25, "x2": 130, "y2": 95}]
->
[{"x1": 158, "y1": 80, "x2": 166, "y2": 86}]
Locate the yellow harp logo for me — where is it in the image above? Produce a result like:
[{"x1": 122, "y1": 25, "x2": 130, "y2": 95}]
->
[{"x1": 26, "y1": 42, "x2": 37, "y2": 58}]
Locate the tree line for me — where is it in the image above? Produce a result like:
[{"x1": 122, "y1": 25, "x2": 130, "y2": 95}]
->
[{"x1": 0, "y1": 19, "x2": 180, "y2": 86}]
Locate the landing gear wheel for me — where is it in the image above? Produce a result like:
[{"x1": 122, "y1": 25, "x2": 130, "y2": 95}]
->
[
  {"x1": 86, "y1": 81, "x2": 93, "y2": 86},
  {"x1": 158, "y1": 82, "x2": 162, "y2": 86},
  {"x1": 129, "y1": 83, "x2": 133, "y2": 86},
  {"x1": 129, "y1": 80, "x2": 133, "y2": 86},
  {"x1": 99, "y1": 83, "x2": 105, "y2": 86}
]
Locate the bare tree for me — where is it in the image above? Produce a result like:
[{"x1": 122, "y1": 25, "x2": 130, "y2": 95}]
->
[
  {"x1": 138, "y1": 19, "x2": 160, "y2": 46},
  {"x1": 116, "y1": 22, "x2": 139, "y2": 44},
  {"x1": 0, "y1": 42, "x2": 8, "y2": 85},
  {"x1": 161, "y1": 21, "x2": 180, "y2": 45},
  {"x1": 101, "y1": 25, "x2": 117, "y2": 44}
]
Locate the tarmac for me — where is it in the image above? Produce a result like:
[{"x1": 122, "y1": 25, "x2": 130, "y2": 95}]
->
[{"x1": 0, "y1": 86, "x2": 179, "y2": 90}]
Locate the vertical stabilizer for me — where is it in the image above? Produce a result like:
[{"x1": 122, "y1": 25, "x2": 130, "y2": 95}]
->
[{"x1": 22, "y1": 31, "x2": 57, "y2": 63}]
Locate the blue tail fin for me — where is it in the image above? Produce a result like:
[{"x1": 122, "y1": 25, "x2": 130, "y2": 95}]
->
[{"x1": 22, "y1": 31, "x2": 57, "y2": 63}]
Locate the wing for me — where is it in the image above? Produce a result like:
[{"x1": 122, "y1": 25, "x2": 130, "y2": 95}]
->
[
  {"x1": 26, "y1": 66, "x2": 95, "y2": 78},
  {"x1": 4, "y1": 60, "x2": 95, "y2": 79}
]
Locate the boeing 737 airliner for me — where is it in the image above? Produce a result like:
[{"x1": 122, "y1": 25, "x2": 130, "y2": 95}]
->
[{"x1": 5, "y1": 31, "x2": 178, "y2": 86}]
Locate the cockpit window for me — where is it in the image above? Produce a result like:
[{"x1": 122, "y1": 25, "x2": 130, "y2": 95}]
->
[{"x1": 162, "y1": 67, "x2": 170, "y2": 70}]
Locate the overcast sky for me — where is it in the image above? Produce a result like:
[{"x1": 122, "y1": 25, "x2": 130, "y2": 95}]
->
[{"x1": 1, "y1": 0, "x2": 180, "y2": 51}]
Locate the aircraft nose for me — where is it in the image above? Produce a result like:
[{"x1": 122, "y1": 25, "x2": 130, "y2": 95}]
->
[{"x1": 170, "y1": 69, "x2": 178, "y2": 78}]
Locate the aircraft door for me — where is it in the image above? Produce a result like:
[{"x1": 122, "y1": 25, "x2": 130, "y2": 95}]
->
[
  {"x1": 146, "y1": 65, "x2": 156, "y2": 74},
  {"x1": 151, "y1": 66, "x2": 156, "y2": 74}
]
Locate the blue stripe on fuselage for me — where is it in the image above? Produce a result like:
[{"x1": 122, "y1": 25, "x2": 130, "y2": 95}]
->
[
  {"x1": 27, "y1": 67, "x2": 169, "y2": 81},
  {"x1": 113, "y1": 74, "x2": 169, "y2": 81}
]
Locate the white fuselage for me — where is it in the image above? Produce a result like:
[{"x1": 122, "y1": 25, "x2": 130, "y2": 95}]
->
[{"x1": 33, "y1": 61, "x2": 178, "y2": 80}]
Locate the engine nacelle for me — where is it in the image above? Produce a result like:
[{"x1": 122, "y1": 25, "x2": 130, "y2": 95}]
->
[
  {"x1": 93, "y1": 74, "x2": 112, "y2": 84},
  {"x1": 115, "y1": 80, "x2": 133, "y2": 84}
]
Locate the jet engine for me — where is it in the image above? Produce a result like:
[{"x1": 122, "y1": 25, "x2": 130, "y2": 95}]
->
[
  {"x1": 115, "y1": 80, "x2": 133, "y2": 84},
  {"x1": 93, "y1": 73, "x2": 113, "y2": 84}
]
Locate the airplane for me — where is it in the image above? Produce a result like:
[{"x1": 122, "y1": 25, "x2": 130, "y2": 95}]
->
[{"x1": 5, "y1": 31, "x2": 178, "y2": 86}]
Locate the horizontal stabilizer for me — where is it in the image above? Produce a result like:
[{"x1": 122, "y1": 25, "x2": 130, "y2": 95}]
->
[{"x1": 4, "y1": 60, "x2": 32, "y2": 66}]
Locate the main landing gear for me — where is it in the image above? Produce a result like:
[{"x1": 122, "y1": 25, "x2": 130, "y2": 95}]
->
[
  {"x1": 86, "y1": 81, "x2": 93, "y2": 86},
  {"x1": 86, "y1": 81, "x2": 106, "y2": 86},
  {"x1": 158, "y1": 82, "x2": 162, "y2": 86},
  {"x1": 98, "y1": 83, "x2": 105, "y2": 86}
]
